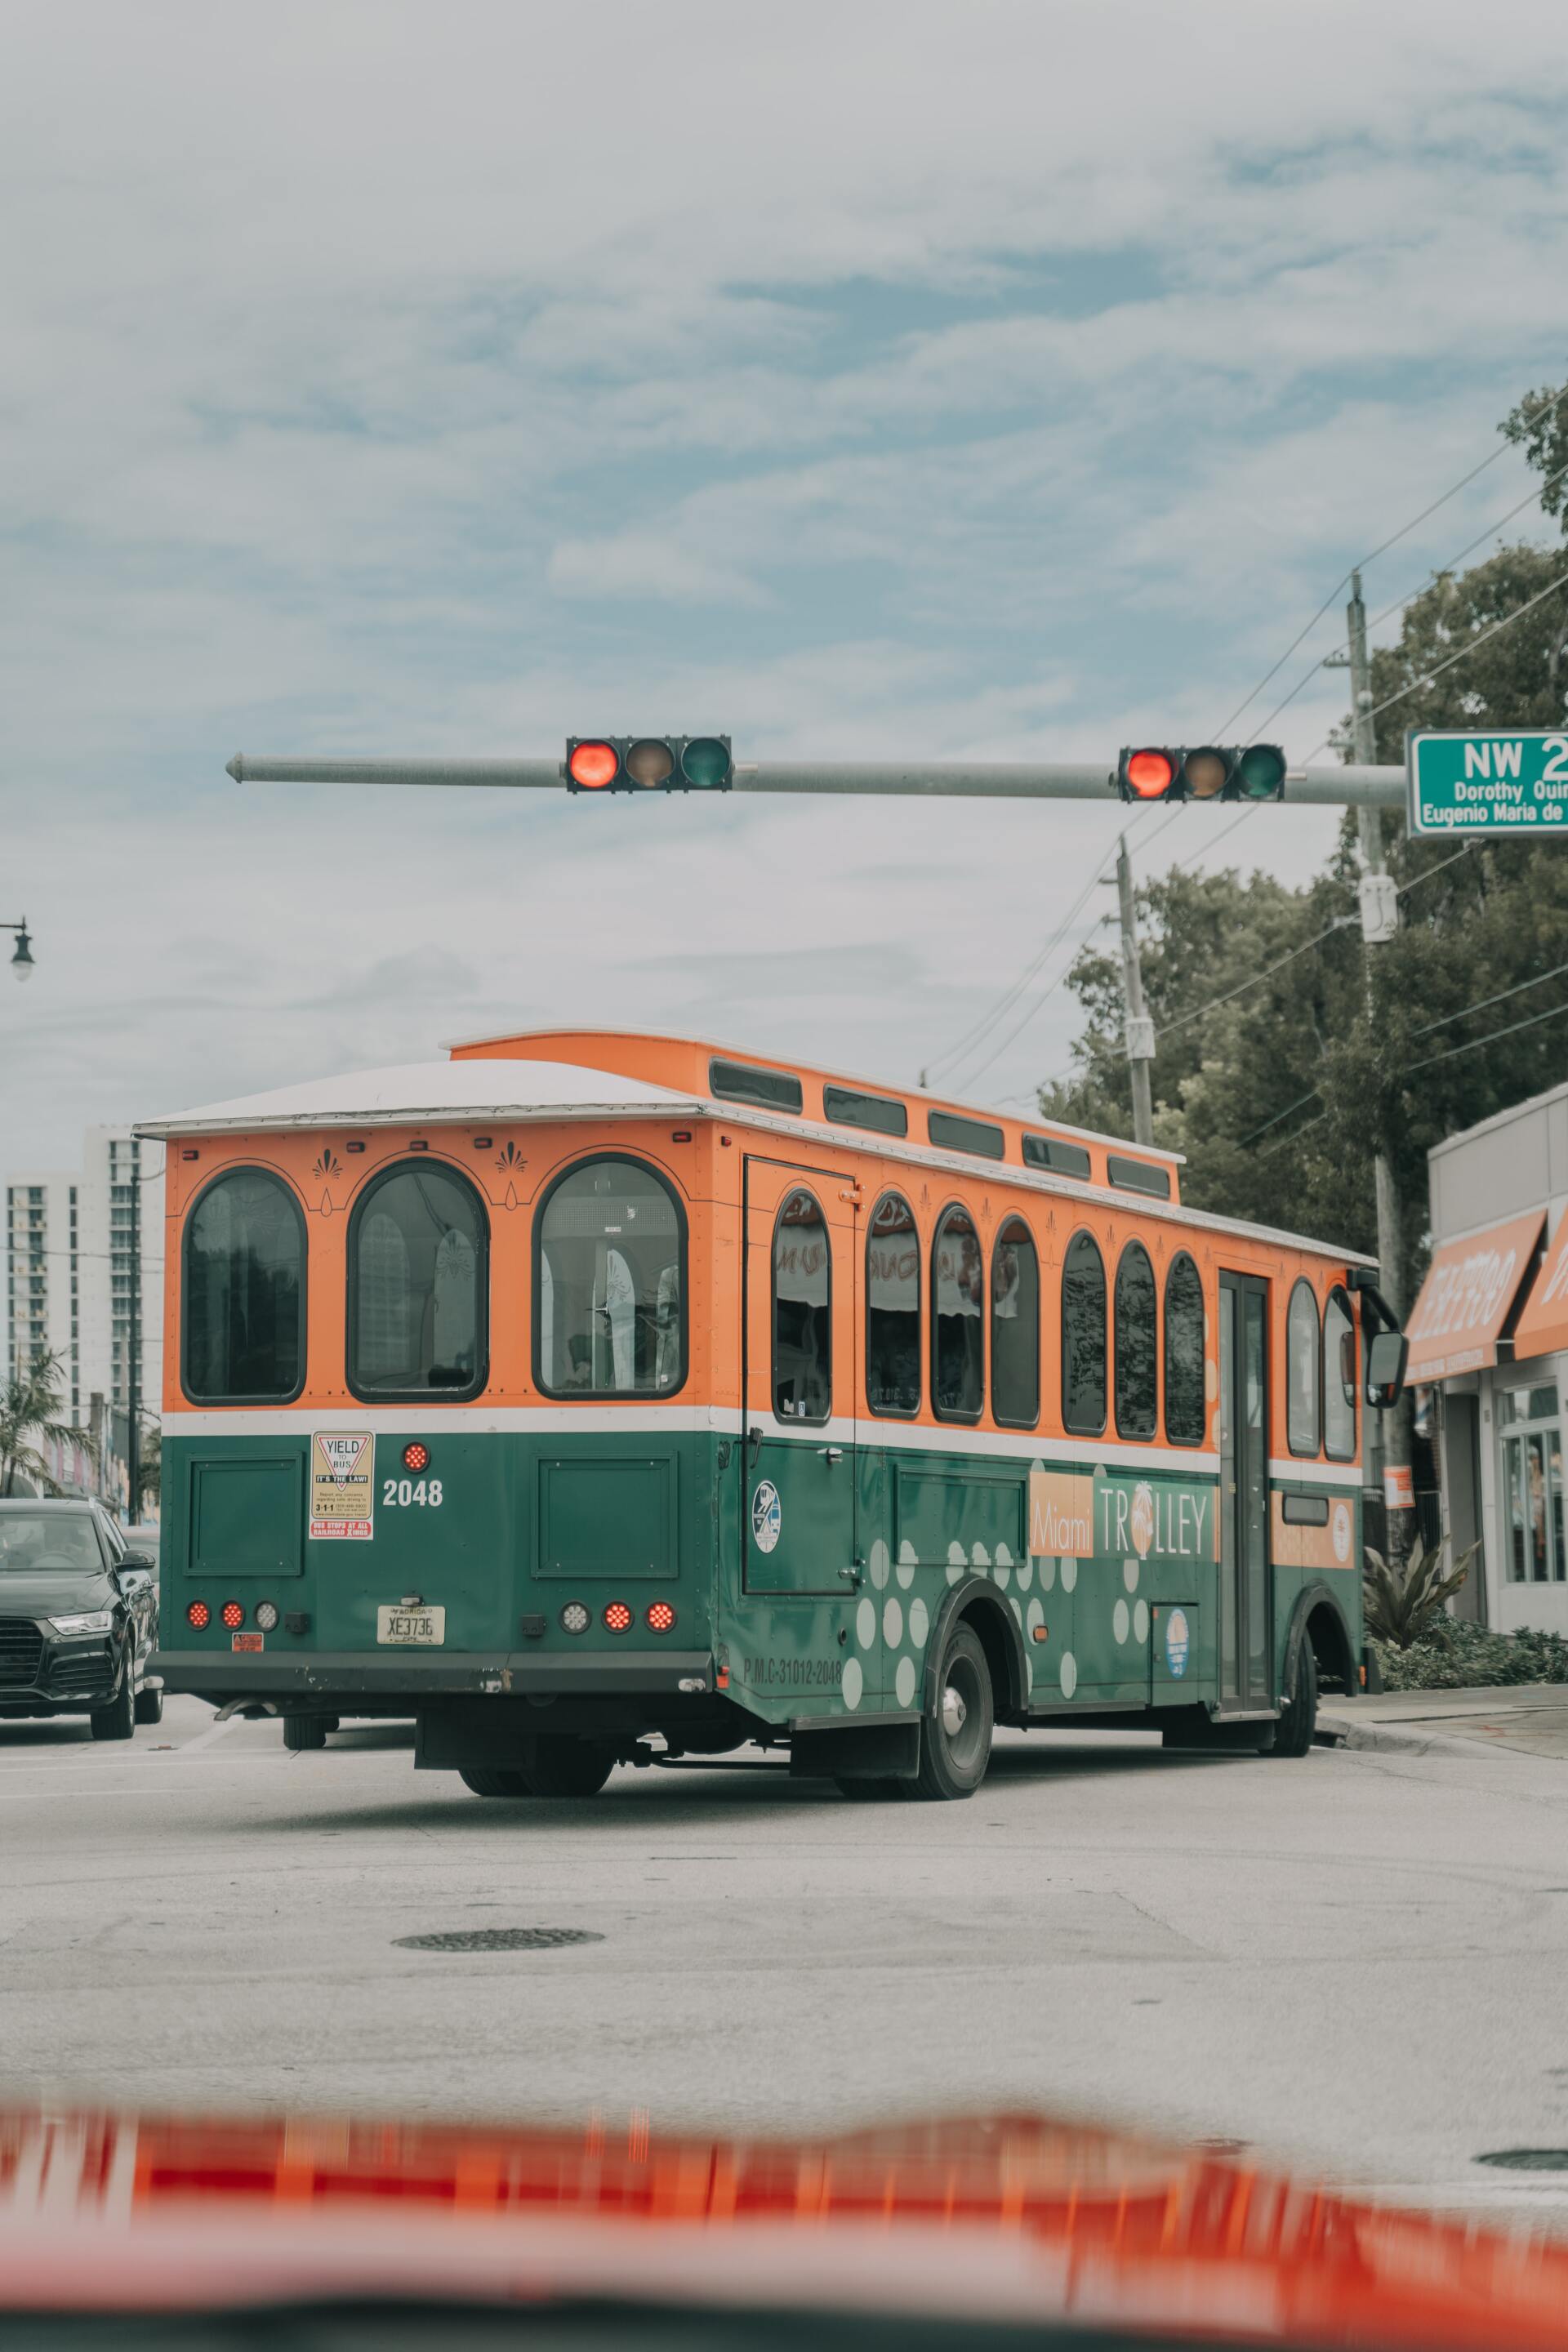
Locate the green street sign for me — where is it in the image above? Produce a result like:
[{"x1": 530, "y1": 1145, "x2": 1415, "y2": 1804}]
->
[{"x1": 1407, "y1": 728, "x2": 1568, "y2": 836}]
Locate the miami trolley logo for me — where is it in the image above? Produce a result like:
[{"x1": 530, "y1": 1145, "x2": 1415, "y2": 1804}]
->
[
  {"x1": 751, "y1": 1480, "x2": 782, "y2": 1555},
  {"x1": 1165, "y1": 1606, "x2": 1191, "y2": 1677},
  {"x1": 310, "y1": 1430, "x2": 375, "y2": 1540},
  {"x1": 1129, "y1": 1482, "x2": 1156, "y2": 1560}
]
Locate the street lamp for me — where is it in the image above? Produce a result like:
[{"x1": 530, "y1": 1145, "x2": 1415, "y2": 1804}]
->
[{"x1": 4, "y1": 919, "x2": 34, "y2": 982}]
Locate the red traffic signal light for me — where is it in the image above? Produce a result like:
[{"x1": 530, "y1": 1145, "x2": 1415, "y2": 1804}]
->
[
  {"x1": 1115, "y1": 744, "x2": 1286, "y2": 804},
  {"x1": 564, "y1": 736, "x2": 733, "y2": 793}
]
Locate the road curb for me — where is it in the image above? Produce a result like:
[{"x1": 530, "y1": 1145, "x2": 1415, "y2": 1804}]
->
[{"x1": 1325, "y1": 1717, "x2": 1492, "y2": 1759}]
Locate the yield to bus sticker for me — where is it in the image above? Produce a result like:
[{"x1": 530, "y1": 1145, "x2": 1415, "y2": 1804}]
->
[
  {"x1": 310, "y1": 1430, "x2": 375, "y2": 1539},
  {"x1": 1165, "y1": 1607, "x2": 1191, "y2": 1678},
  {"x1": 751, "y1": 1480, "x2": 782, "y2": 1554}
]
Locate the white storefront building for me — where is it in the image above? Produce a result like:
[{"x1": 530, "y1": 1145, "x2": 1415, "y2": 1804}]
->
[{"x1": 1406, "y1": 1079, "x2": 1568, "y2": 1633}]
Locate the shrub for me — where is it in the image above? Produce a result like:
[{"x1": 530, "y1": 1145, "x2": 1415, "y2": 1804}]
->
[
  {"x1": 1371, "y1": 1619, "x2": 1568, "y2": 1690},
  {"x1": 1362, "y1": 1533, "x2": 1477, "y2": 1649}
]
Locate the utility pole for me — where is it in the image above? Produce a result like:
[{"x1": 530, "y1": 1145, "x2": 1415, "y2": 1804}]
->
[
  {"x1": 1111, "y1": 835, "x2": 1156, "y2": 1147},
  {"x1": 1327, "y1": 570, "x2": 1413, "y2": 1553},
  {"x1": 127, "y1": 1148, "x2": 140, "y2": 1524}
]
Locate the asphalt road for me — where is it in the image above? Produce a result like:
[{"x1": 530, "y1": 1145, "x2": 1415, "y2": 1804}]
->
[{"x1": 3, "y1": 1699, "x2": 1566, "y2": 2231}]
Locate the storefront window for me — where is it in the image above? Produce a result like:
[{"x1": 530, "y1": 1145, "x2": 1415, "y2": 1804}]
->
[{"x1": 1499, "y1": 1381, "x2": 1564, "y2": 1584}]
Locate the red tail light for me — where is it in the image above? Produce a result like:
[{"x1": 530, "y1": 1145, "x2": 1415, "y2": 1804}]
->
[
  {"x1": 186, "y1": 1600, "x2": 210, "y2": 1630},
  {"x1": 603, "y1": 1601, "x2": 633, "y2": 1633},
  {"x1": 221, "y1": 1600, "x2": 245, "y2": 1631},
  {"x1": 645, "y1": 1601, "x2": 676, "y2": 1633},
  {"x1": 402, "y1": 1441, "x2": 430, "y2": 1472}
]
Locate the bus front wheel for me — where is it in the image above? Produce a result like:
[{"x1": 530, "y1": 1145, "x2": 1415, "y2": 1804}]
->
[
  {"x1": 913, "y1": 1621, "x2": 993, "y2": 1801},
  {"x1": 1268, "y1": 1637, "x2": 1318, "y2": 1757}
]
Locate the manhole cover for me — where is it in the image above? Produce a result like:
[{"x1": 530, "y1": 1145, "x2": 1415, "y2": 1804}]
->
[
  {"x1": 394, "y1": 1927, "x2": 604, "y2": 1953},
  {"x1": 1474, "y1": 2149, "x2": 1568, "y2": 2172}
]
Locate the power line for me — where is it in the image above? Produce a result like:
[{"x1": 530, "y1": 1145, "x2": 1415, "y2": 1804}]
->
[
  {"x1": 1238, "y1": 1088, "x2": 1323, "y2": 1151},
  {"x1": 1212, "y1": 377, "x2": 1568, "y2": 740},
  {"x1": 1396, "y1": 842, "x2": 1474, "y2": 898},
  {"x1": 1297, "y1": 564, "x2": 1568, "y2": 765},
  {"x1": 1407, "y1": 954, "x2": 1568, "y2": 1041},
  {"x1": 1406, "y1": 992, "x2": 1568, "y2": 1073},
  {"x1": 1170, "y1": 804, "x2": 1259, "y2": 871},
  {"x1": 1155, "y1": 915, "x2": 1356, "y2": 1040}
]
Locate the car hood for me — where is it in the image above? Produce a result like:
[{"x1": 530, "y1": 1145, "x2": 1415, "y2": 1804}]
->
[
  {"x1": 1, "y1": 2101, "x2": 1566, "y2": 2348},
  {"x1": 0, "y1": 1570, "x2": 114, "y2": 1618}
]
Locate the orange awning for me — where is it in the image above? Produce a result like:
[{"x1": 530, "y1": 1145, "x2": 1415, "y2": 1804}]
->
[
  {"x1": 1512, "y1": 1213, "x2": 1568, "y2": 1365},
  {"x1": 1405, "y1": 1208, "x2": 1544, "y2": 1383}
]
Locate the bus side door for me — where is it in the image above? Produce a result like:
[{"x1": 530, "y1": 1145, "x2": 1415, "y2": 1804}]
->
[{"x1": 742, "y1": 1157, "x2": 860, "y2": 1601}]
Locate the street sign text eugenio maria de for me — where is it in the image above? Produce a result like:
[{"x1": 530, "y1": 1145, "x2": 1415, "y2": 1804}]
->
[{"x1": 1407, "y1": 728, "x2": 1568, "y2": 836}]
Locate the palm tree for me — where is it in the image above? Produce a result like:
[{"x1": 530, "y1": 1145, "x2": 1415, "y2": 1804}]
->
[{"x1": 0, "y1": 1351, "x2": 94, "y2": 1496}]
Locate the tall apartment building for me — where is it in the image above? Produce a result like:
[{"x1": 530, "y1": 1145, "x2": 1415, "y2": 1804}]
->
[{"x1": 5, "y1": 1130, "x2": 163, "y2": 1428}]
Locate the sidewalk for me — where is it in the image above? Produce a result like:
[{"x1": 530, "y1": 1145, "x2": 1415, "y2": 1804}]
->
[{"x1": 1319, "y1": 1682, "x2": 1568, "y2": 1760}]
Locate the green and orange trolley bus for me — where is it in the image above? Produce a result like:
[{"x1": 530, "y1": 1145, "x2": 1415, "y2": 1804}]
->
[{"x1": 144, "y1": 1028, "x2": 1392, "y2": 1799}]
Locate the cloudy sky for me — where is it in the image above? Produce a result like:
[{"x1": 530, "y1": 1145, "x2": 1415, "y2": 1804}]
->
[{"x1": 3, "y1": 0, "x2": 1567, "y2": 1177}]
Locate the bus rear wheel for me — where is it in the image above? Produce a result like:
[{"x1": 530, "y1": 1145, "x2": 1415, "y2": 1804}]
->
[
  {"x1": 460, "y1": 1767, "x2": 534, "y2": 1798},
  {"x1": 523, "y1": 1737, "x2": 618, "y2": 1798},
  {"x1": 283, "y1": 1715, "x2": 327, "y2": 1752},
  {"x1": 913, "y1": 1621, "x2": 993, "y2": 1801}
]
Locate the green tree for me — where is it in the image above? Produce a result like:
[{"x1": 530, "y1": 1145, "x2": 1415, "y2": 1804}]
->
[{"x1": 0, "y1": 1352, "x2": 92, "y2": 1497}]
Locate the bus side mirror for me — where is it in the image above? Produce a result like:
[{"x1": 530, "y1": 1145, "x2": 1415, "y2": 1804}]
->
[{"x1": 1365, "y1": 1330, "x2": 1408, "y2": 1409}]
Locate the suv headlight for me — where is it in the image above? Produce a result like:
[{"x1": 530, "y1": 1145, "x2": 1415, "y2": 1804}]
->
[{"x1": 49, "y1": 1610, "x2": 114, "y2": 1637}]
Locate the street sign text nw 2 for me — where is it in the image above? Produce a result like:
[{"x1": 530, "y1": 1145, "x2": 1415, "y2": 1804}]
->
[{"x1": 1407, "y1": 729, "x2": 1568, "y2": 836}]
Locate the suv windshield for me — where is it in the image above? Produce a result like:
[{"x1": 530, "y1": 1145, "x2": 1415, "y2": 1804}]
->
[{"x1": 0, "y1": 1511, "x2": 102, "y2": 1572}]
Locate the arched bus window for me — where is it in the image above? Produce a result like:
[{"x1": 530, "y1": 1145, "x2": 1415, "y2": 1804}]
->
[
  {"x1": 349, "y1": 1160, "x2": 488, "y2": 1401},
  {"x1": 1062, "y1": 1231, "x2": 1107, "y2": 1437},
  {"x1": 182, "y1": 1168, "x2": 305, "y2": 1403},
  {"x1": 991, "y1": 1218, "x2": 1039, "y2": 1428},
  {"x1": 1287, "y1": 1278, "x2": 1321, "y2": 1455},
  {"x1": 866, "y1": 1192, "x2": 920, "y2": 1417},
  {"x1": 534, "y1": 1156, "x2": 684, "y2": 1398},
  {"x1": 1114, "y1": 1241, "x2": 1157, "y2": 1441},
  {"x1": 1164, "y1": 1252, "x2": 1206, "y2": 1446},
  {"x1": 933, "y1": 1205, "x2": 984, "y2": 1422},
  {"x1": 773, "y1": 1188, "x2": 831, "y2": 1422},
  {"x1": 1323, "y1": 1285, "x2": 1357, "y2": 1461}
]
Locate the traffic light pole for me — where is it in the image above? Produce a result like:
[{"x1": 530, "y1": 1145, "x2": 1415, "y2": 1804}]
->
[
  {"x1": 1111, "y1": 835, "x2": 1156, "y2": 1148},
  {"x1": 227, "y1": 754, "x2": 1407, "y2": 806},
  {"x1": 1326, "y1": 572, "x2": 1414, "y2": 1558}
]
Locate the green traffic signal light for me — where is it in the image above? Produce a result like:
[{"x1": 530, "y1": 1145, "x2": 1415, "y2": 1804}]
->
[
  {"x1": 1236, "y1": 743, "x2": 1287, "y2": 799},
  {"x1": 679, "y1": 736, "x2": 732, "y2": 790}
]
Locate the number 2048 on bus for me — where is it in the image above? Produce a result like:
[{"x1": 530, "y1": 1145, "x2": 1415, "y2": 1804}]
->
[{"x1": 141, "y1": 1028, "x2": 1396, "y2": 1800}]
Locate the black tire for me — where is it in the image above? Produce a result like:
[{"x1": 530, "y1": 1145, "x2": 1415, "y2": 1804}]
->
[
  {"x1": 1270, "y1": 1635, "x2": 1318, "y2": 1757},
  {"x1": 133, "y1": 1680, "x2": 163, "y2": 1726},
  {"x1": 90, "y1": 1658, "x2": 136, "y2": 1743},
  {"x1": 283, "y1": 1714, "x2": 328, "y2": 1752},
  {"x1": 523, "y1": 1736, "x2": 617, "y2": 1797},
  {"x1": 460, "y1": 1766, "x2": 534, "y2": 1797},
  {"x1": 912, "y1": 1620, "x2": 993, "y2": 1800}
]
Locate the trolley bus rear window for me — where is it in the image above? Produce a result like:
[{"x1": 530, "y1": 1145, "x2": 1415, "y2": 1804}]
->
[{"x1": 536, "y1": 1158, "x2": 685, "y2": 1397}]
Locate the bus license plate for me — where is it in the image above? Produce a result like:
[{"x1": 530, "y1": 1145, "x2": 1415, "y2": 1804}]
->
[{"x1": 376, "y1": 1604, "x2": 446, "y2": 1646}]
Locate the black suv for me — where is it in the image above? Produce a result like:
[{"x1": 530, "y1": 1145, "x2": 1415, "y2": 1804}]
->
[{"x1": 0, "y1": 1499, "x2": 161, "y2": 1740}]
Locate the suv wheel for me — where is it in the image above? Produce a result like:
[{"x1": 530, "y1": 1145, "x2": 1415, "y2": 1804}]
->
[{"x1": 133, "y1": 1680, "x2": 163, "y2": 1726}]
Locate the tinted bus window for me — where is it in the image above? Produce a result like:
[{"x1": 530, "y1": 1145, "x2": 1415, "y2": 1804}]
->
[
  {"x1": 709, "y1": 1058, "x2": 803, "y2": 1113},
  {"x1": 1062, "y1": 1232, "x2": 1107, "y2": 1436},
  {"x1": 1022, "y1": 1134, "x2": 1091, "y2": 1179},
  {"x1": 991, "y1": 1218, "x2": 1039, "y2": 1428},
  {"x1": 929, "y1": 1111, "x2": 1004, "y2": 1160},
  {"x1": 1114, "y1": 1241, "x2": 1158, "y2": 1439},
  {"x1": 350, "y1": 1162, "x2": 486, "y2": 1400},
  {"x1": 1324, "y1": 1285, "x2": 1357, "y2": 1461},
  {"x1": 823, "y1": 1085, "x2": 907, "y2": 1137},
  {"x1": 866, "y1": 1192, "x2": 920, "y2": 1416},
  {"x1": 773, "y1": 1189, "x2": 831, "y2": 1422},
  {"x1": 1287, "y1": 1279, "x2": 1322, "y2": 1455},
  {"x1": 1107, "y1": 1154, "x2": 1172, "y2": 1199},
  {"x1": 933, "y1": 1205, "x2": 984, "y2": 1420},
  {"x1": 536, "y1": 1157, "x2": 684, "y2": 1397},
  {"x1": 183, "y1": 1169, "x2": 305, "y2": 1403},
  {"x1": 1164, "y1": 1252, "x2": 1206, "y2": 1446}
]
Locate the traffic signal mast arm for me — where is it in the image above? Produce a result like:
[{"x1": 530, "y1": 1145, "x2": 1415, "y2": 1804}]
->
[{"x1": 227, "y1": 753, "x2": 1406, "y2": 806}]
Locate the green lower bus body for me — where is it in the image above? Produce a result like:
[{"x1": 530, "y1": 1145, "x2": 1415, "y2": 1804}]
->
[{"x1": 151, "y1": 1428, "x2": 1363, "y2": 1784}]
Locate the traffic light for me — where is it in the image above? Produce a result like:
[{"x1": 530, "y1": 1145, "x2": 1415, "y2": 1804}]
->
[
  {"x1": 564, "y1": 735, "x2": 733, "y2": 793},
  {"x1": 1114, "y1": 744, "x2": 1287, "y2": 804}
]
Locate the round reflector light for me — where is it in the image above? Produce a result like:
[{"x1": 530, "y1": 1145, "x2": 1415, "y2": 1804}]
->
[
  {"x1": 645, "y1": 1600, "x2": 676, "y2": 1634},
  {"x1": 1125, "y1": 750, "x2": 1175, "y2": 798},
  {"x1": 186, "y1": 1599, "x2": 210, "y2": 1630},
  {"x1": 221, "y1": 1600, "x2": 245, "y2": 1631},
  {"x1": 255, "y1": 1601, "x2": 280, "y2": 1633},
  {"x1": 559, "y1": 1601, "x2": 591, "y2": 1636},
  {"x1": 402, "y1": 1441, "x2": 430, "y2": 1472},
  {"x1": 1183, "y1": 749, "x2": 1229, "y2": 800},
  {"x1": 603, "y1": 1601, "x2": 633, "y2": 1634},
  {"x1": 680, "y1": 736, "x2": 730, "y2": 789},
  {"x1": 1237, "y1": 743, "x2": 1287, "y2": 798},
  {"x1": 568, "y1": 740, "x2": 619, "y2": 790},
  {"x1": 626, "y1": 737, "x2": 675, "y2": 787}
]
